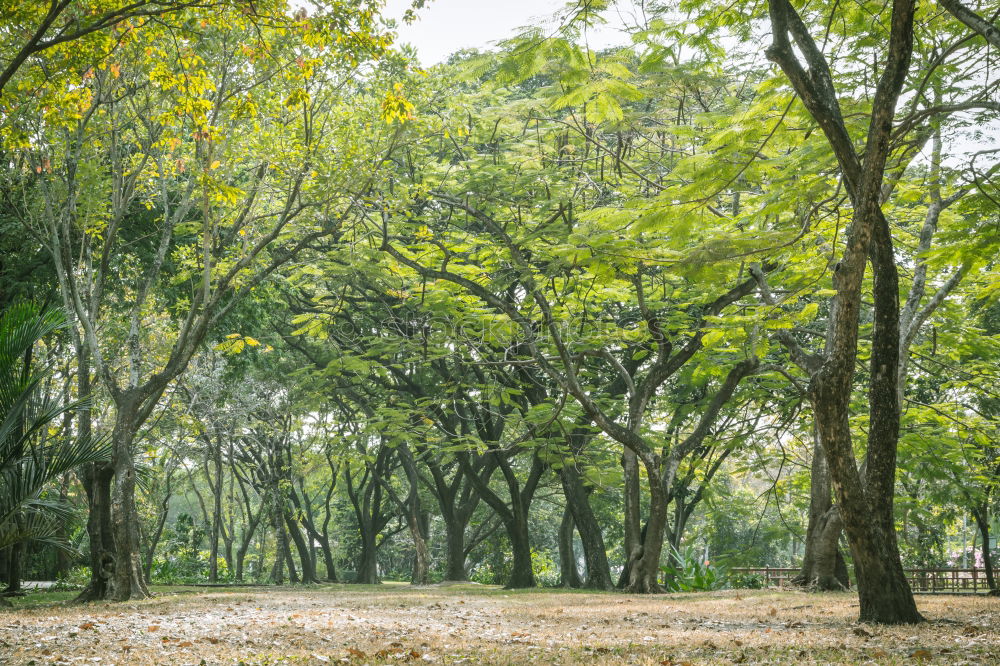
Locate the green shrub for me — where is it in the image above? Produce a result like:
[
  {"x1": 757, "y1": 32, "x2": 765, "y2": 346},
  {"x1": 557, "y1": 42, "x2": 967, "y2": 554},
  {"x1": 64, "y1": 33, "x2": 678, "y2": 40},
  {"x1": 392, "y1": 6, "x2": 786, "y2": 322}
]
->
[
  {"x1": 659, "y1": 545, "x2": 729, "y2": 592},
  {"x1": 729, "y1": 571, "x2": 766, "y2": 589}
]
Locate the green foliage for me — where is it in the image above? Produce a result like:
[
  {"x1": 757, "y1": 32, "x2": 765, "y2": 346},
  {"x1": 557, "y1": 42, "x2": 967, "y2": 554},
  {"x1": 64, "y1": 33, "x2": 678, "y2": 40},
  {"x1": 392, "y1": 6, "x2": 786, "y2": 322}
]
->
[
  {"x1": 728, "y1": 571, "x2": 767, "y2": 589},
  {"x1": 0, "y1": 302, "x2": 109, "y2": 552},
  {"x1": 660, "y1": 545, "x2": 729, "y2": 592}
]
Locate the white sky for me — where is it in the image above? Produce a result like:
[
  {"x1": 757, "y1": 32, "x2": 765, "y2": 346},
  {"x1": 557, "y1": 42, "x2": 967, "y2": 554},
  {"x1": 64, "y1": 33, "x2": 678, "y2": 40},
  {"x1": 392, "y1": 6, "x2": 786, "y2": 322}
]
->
[{"x1": 382, "y1": 0, "x2": 627, "y2": 65}]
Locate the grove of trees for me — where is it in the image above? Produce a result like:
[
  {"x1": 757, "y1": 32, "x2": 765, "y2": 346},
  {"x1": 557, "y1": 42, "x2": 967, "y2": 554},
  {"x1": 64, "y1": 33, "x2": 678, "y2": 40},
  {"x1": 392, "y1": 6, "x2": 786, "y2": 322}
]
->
[{"x1": 1, "y1": 0, "x2": 999, "y2": 626}]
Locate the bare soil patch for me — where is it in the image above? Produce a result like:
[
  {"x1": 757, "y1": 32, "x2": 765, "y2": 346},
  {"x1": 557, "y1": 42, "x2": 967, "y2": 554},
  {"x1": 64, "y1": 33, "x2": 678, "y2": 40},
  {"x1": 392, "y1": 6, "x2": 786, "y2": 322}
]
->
[{"x1": 0, "y1": 584, "x2": 997, "y2": 664}]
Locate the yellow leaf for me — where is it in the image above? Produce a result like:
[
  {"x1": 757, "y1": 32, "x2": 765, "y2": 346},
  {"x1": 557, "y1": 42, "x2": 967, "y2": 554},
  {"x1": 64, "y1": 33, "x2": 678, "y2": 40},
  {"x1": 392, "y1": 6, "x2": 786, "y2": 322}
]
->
[{"x1": 210, "y1": 160, "x2": 220, "y2": 170}]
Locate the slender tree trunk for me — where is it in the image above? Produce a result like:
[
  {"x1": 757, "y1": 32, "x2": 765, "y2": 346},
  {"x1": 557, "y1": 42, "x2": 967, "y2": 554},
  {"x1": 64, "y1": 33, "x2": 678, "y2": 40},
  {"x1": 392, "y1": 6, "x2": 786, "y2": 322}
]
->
[
  {"x1": 618, "y1": 449, "x2": 642, "y2": 588},
  {"x1": 315, "y1": 534, "x2": 338, "y2": 582},
  {"x1": 142, "y1": 472, "x2": 172, "y2": 584},
  {"x1": 283, "y1": 535, "x2": 299, "y2": 583},
  {"x1": 558, "y1": 507, "x2": 583, "y2": 588},
  {"x1": 54, "y1": 475, "x2": 72, "y2": 578},
  {"x1": 255, "y1": 528, "x2": 267, "y2": 582},
  {"x1": 560, "y1": 459, "x2": 613, "y2": 589},
  {"x1": 795, "y1": 433, "x2": 850, "y2": 590},
  {"x1": 235, "y1": 508, "x2": 262, "y2": 584},
  {"x1": 972, "y1": 508, "x2": 997, "y2": 594},
  {"x1": 457, "y1": 451, "x2": 539, "y2": 589},
  {"x1": 234, "y1": 495, "x2": 263, "y2": 583},
  {"x1": 766, "y1": 0, "x2": 922, "y2": 625},
  {"x1": 393, "y1": 445, "x2": 430, "y2": 585},
  {"x1": 208, "y1": 446, "x2": 223, "y2": 583},
  {"x1": 271, "y1": 494, "x2": 287, "y2": 584}
]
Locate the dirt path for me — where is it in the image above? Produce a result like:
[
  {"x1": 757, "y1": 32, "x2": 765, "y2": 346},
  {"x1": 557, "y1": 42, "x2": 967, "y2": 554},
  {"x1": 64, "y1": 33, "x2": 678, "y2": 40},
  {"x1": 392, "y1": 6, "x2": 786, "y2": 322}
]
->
[{"x1": 1, "y1": 584, "x2": 997, "y2": 664}]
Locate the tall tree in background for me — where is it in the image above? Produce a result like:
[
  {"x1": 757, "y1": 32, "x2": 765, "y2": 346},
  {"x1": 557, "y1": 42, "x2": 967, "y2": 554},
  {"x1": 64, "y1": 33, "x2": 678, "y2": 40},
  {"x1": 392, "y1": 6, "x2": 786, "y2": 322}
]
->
[{"x1": 13, "y1": 2, "x2": 392, "y2": 600}]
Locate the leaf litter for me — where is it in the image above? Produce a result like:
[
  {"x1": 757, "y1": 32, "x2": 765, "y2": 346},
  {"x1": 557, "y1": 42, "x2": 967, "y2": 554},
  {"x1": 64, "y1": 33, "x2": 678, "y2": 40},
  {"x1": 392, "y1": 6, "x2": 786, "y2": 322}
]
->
[{"x1": 0, "y1": 586, "x2": 997, "y2": 664}]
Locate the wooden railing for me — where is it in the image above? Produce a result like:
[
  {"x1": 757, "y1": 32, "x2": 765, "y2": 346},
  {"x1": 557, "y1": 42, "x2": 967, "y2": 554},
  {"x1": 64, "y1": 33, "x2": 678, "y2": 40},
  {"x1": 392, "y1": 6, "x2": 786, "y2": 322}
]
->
[
  {"x1": 730, "y1": 567, "x2": 995, "y2": 593},
  {"x1": 904, "y1": 568, "x2": 993, "y2": 593}
]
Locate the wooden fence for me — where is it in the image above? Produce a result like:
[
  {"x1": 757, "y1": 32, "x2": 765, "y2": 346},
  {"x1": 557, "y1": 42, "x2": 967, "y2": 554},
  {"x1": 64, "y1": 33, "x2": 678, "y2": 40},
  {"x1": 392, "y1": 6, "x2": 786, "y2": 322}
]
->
[{"x1": 730, "y1": 567, "x2": 995, "y2": 594}]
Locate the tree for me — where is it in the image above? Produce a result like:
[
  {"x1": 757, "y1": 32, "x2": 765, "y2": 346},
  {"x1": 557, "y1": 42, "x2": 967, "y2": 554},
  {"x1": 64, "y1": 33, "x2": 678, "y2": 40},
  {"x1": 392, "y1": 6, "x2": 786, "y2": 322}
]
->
[
  {"x1": 14, "y1": 2, "x2": 392, "y2": 600},
  {"x1": 762, "y1": 0, "x2": 923, "y2": 623}
]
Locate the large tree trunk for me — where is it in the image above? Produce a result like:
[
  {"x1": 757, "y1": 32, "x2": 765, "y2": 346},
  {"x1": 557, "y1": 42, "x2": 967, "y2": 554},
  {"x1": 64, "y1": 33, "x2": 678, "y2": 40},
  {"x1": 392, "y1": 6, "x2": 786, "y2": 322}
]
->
[
  {"x1": 409, "y1": 518, "x2": 431, "y2": 586},
  {"x1": 76, "y1": 462, "x2": 115, "y2": 601},
  {"x1": 443, "y1": 517, "x2": 467, "y2": 581},
  {"x1": 811, "y1": 507, "x2": 849, "y2": 590},
  {"x1": 107, "y1": 401, "x2": 151, "y2": 601},
  {"x1": 73, "y1": 353, "x2": 116, "y2": 603},
  {"x1": 355, "y1": 529, "x2": 379, "y2": 584}
]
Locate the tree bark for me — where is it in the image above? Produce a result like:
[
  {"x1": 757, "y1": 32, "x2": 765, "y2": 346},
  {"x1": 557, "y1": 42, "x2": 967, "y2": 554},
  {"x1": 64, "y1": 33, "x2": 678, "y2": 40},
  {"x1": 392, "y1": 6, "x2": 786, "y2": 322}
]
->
[
  {"x1": 76, "y1": 462, "x2": 115, "y2": 602},
  {"x1": 558, "y1": 507, "x2": 583, "y2": 588},
  {"x1": 107, "y1": 398, "x2": 151, "y2": 601},
  {"x1": 142, "y1": 466, "x2": 173, "y2": 584},
  {"x1": 765, "y1": 0, "x2": 922, "y2": 623},
  {"x1": 3, "y1": 543, "x2": 22, "y2": 594},
  {"x1": 937, "y1": 0, "x2": 1000, "y2": 48},
  {"x1": 618, "y1": 449, "x2": 642, "y2": 589},
  {"x1": 345, "y1": 452, "x2": 392, "y2": 585},
  {"x1": 972, "y1": 507, "x2": 997, "y2": 594},
  {"x1": 284, "y1": 511, "x2": 318, "y2": 583},
  {"x1": 270, "y1": 490, "x2": 287, "y2": 585},
  {"x1": 397, "y1": 446, "x2": 430, "y2": 585},
  {"x1": 795, "y1": 434, "x2": 850, "y2": 590},
  {"x1": 623, "y1": 456, "x2": 668, "y2": 593},
  {"x1": 208, "y1": 442, "x2": 223, "y2": 583},
  {"x1": 457, "y1": 451, "x2": 541, "y2": 589},
  {"x1": 559, "y1": 459, "x2": 613, "y2": 589}
]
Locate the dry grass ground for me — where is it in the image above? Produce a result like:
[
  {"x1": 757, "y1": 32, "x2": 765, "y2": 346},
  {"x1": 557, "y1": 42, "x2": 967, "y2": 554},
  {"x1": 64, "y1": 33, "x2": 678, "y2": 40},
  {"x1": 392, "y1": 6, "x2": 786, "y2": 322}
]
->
[{"x1": 0, "y1": 583, "x2": 997, "y2": 665}]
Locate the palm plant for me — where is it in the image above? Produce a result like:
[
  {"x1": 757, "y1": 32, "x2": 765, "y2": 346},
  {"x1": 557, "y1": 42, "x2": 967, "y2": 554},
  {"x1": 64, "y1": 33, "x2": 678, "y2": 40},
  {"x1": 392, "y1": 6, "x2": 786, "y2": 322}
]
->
[{"x1": 0, "y1": 302, "x2": 109, "y2": 556}]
